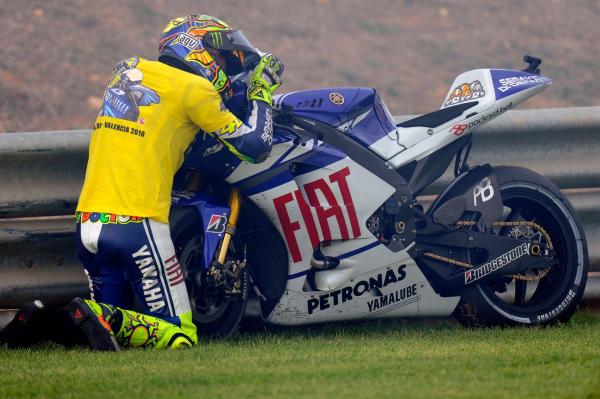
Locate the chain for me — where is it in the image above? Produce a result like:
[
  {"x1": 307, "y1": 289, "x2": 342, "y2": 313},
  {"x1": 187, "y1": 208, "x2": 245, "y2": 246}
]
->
[
  {"x1": 423, "y1": 251, "x2": 473, "y2": 269},
  {"x1": 424, "y1": 220, "x2": 554, "y2": 281}
]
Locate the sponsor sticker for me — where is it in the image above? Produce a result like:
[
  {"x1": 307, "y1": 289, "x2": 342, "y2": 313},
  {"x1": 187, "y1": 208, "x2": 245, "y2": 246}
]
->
[
  {"x1": 491, "y1": 70, "x2": 551, "y2": 100},
  {"x1": 177, "y1": 32, "x2": 200, "y2": 50},
  {"x1": 367, "y1": 283, "x2": 418, "y2": 313},
  {"x1": 536, "y1": 289, "x2": 576, "y2": 321},
  {"x1": 464, "y1": 243, "x2": 530, "y2": 284},
  {"x1": 273, "y1": 167, "x2": 360, "y2": 263},
  {"x1": 473, "y1": 177, "x2": 495, "y2": 206},
  {"x1": 132, "y1": 245, "x2": 166, "y2": 312},
  {"x1": 444, "y1": 80, "x2": 485, "y2": 107},
  {"x1": 307, "y1": 265, "x2": 407, "y2": 314},
  {"x1": 450, "y1": 123, "x2": 468, "y2": 136},
  {"x1": 76, "y1": 212, "x2": 143, "y2": 224},
  {"x1": 329, "y1": 92, "x2": 345, "y2": 105},
  {"x1": 207, "y1": 214, "x2": 227, "y2": 234},
  {"x1": 496, "y1": 75, "x2": 547, "y2": 93},
  {"x1": 467, "y1": 102, "x2": 513, "y2": 131}
]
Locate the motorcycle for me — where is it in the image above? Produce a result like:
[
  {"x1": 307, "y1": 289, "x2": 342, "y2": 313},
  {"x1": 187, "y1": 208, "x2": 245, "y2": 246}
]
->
[{"x1": 169, "y1": 48, "x2": 588, "y2": 337}]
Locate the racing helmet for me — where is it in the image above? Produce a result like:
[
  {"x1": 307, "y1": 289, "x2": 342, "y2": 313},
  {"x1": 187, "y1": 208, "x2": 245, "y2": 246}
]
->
[{"x1": 158, "y1": 15, "x2": 259, "y2": 102}]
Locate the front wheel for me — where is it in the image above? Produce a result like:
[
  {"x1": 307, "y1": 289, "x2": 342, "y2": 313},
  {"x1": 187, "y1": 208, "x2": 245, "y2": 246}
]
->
[
  {"x1": 170, "y1": 208, "x2": 249, "y2": 339},
  {"x1": 454, "y1": 166, "x2": 588, "y2": 327}
]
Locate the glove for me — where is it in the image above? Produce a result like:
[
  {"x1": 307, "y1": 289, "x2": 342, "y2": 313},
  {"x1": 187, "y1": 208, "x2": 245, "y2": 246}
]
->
[{"x1": 247, "y1": 54, "x2": 283, "y2": 105}]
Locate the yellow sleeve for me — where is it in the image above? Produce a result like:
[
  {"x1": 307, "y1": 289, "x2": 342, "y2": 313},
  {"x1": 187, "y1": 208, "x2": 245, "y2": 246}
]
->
[{"x1": 182, "y1": 77, "x2": 242, "y2": 135}]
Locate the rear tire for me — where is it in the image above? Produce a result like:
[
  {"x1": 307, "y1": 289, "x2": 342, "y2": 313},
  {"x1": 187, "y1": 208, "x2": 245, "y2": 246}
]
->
[{"x1": 454, "y1": 166, "x2": 588, "y2": 327}]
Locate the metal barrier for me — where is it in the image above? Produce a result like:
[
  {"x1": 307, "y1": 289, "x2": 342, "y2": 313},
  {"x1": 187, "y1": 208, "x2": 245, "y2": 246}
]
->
[{"x1": 1, "y1": 106, "x2": 599, "y2": 308}]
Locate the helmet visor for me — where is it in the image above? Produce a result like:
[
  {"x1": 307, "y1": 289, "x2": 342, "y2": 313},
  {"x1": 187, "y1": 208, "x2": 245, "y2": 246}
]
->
[{"x1": 203, "y1": 30, "x2": 261, "y2": 73}]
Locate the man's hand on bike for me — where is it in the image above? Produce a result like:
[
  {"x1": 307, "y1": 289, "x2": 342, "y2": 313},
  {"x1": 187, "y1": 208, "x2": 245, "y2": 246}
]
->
[{"x1": 247, "y1": 54, "x2": 283, "y2": 105}]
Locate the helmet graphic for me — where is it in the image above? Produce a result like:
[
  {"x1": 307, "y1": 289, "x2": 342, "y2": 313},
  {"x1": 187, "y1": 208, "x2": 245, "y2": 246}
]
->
[{"x1": 159, "y1": 15, "x2": 258, "y2": 102}]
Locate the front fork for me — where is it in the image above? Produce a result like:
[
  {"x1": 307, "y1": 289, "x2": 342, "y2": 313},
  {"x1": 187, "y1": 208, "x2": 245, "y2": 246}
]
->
[
  {"x1": 211, "y1": 188, "x2": 245, "y2": 295},
  {"x1": 217, "y1": 188, "x2": 241, "y2": 264}
]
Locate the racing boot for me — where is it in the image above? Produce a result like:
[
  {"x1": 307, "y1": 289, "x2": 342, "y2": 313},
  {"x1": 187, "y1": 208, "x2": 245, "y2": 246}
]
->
[
  {"x1": 66, "y1": 298, "x2": 120, "y2": 351},
  {"x1": 0, "y1": 300, "x2": 47, "y2": 348},
  {"x1": 111, "y1": 308, "x2": 197, "y2": 349}
]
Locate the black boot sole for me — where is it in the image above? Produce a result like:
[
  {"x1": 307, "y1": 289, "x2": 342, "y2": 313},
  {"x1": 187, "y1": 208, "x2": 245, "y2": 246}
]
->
[
  {"x1": 66, "y1": 299, "x2": 120, "y2": 352},
  {"x1": 0, "y1": 300, "x2": 46, "y2": 348}
]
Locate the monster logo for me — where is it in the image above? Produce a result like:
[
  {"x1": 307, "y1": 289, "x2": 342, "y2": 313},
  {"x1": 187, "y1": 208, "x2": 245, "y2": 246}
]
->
[{"x1": 99, "y1": 57, "x2": 160, "y2": 122}]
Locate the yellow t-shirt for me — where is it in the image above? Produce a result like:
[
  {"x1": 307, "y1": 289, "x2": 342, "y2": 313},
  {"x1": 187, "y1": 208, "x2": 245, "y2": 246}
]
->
[{"x1": 76, "y1": 57, "x2": 242, "y2": 223}]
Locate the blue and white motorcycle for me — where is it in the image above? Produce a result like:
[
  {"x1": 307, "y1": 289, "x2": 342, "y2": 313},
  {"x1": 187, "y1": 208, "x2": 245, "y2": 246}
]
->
[{"x1": 170, "y1": 54, "x2": 588, "y2": 337}]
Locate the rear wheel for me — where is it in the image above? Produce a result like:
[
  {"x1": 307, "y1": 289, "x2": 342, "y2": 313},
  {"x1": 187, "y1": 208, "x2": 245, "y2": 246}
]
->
[
  {"x1": 454, "y1": 166, "x2": 588, "y2": 326},
  {"x1": 170, "y1": 208, "x2": 249, "y2": 339}
]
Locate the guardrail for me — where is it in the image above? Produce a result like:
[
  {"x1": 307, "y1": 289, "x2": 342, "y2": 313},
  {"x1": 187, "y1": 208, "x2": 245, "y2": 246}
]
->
[{"x1": 1, "y1": 106, "x2": 599, "y2": 308}]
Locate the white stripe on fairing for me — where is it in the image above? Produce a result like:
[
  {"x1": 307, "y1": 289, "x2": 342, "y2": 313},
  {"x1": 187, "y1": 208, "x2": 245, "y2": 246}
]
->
[
  {"x1": 279, "y1": 140, "x2": 314, "y2": 164},
  {"x1": 337, "y1": 109, "x2": 371, "y2": 132},
  {"x1": 273, "y1": 92, "x2": 294, "y2": 109},
  {"x1": 80, "y1": 221, "x2": 102, "y2": 254},
  {"x1": 143, "y1": 219, "x2": 175, "y2": 316},
  {"x1": 225, "y1": 140, "x2": 293, "y2": 183},
  {"x1": 148, "y1": 219, "x2": 191, "y2": 315}
]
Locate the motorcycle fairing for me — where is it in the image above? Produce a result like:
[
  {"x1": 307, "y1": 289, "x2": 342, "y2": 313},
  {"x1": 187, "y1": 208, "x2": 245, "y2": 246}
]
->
[
  {"x1": 243, "y1": 156, "x2": 397, "y2": 292},
  {"x1": 232, "y1": 137, "x2": 347, "y2": 196},
  {"x1": 490, "y1": 69, "x2": 552, "y2": 100},
  {"x1": 274, "y1": 88, "x2": 375, "y2": 127},
  {"x1": 274, "y1": 88, "x2": 401, "y2": 158},
  {"x1": 266, "y1": 253, "x2": 460, "y2": 325},
  {"x1": 171, "y1": 191, "x2": 231, "y2": 270},
  {"x1": 173, "y1": 60, "x2": 555, "y2": 326},
  {"x1": 384, "y1": 68, "x2": 551, "y2": 169}
]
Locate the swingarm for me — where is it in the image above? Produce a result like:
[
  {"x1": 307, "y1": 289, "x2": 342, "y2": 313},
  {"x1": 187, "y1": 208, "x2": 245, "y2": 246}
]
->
[{"x1": 410, "y1": 164, "x2": 556, "y2": 296}]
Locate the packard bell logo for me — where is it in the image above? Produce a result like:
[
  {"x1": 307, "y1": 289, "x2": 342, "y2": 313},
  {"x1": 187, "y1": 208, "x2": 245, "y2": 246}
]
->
[{"x1": 465, "y1": 243, "x2": 530, "y2": 284}]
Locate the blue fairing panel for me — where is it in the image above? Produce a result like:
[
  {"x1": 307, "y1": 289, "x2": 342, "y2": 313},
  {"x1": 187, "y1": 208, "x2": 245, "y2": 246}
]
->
[
  {"x1": 275, "y1": 87, "x2": 375, "y2": 127},
  {"x1": 490, "y1": 69, "x2": 552, "y2": 100},
  {"x1": 171, "y1": 191, "x2": 231, "y2": 270},
  {"x1": 274, "y1": 87, "x2": 397, "y2": 148}
]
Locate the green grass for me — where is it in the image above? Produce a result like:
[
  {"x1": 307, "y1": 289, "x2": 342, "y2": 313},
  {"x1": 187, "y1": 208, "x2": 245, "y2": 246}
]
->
[{"x1": 1, "y1": 310, "x2": 600, "y2": 399}]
